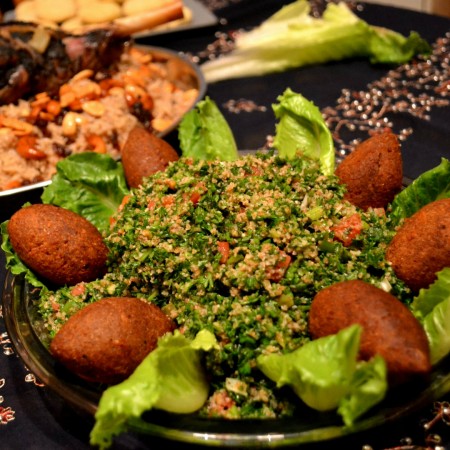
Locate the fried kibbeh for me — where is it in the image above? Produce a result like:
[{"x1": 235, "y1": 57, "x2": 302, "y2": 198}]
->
[
  {"x1": 309, "y1": 280, "x2": 431, "y2": 385},
  {"x1": 335, "y1": 130, "x2": 403, "y2": 210},
  {"x1": 7, "y1": 204, "x2": 108, "y2": 286},
  {"x1": 386, "y1": 198, "x2": 450, "y2": 292},
  {"x1": 121, "y1": 125, "x2": 179, "y2": 188},
  {"x1": 49, "y1": 297, "x2": 176, "y2": 384}
]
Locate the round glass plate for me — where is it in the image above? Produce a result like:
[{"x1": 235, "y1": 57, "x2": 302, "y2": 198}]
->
[{"x1": 3, "y1": 270, "x2": 450, "y2": 447}]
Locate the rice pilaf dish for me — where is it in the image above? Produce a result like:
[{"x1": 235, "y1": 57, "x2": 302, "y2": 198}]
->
[
  {"x1": 0, "y1": 46, "x2": 199, "y2": 191},
  {"x1": 37, "y1": 152, "x2": 409, "y2": 419}
]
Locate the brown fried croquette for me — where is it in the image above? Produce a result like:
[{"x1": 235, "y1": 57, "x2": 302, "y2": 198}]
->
[
  {"x1": 49, "y1": 297, "x2": 176, "y2": 384},
  {"x1": 335, "y1": 130, "x2": 403, "y2": 210},
  {"x1": 309, "y1": 280, "x2": 431, "y2": 385},
  {"x1": 7, "y1": 204, "x2": 108, "y2": 286},
  {"x1": 386, "y1": 198, "x2": 450, "y2": 292},
  {"x1": 121, "y1": 125, "x2": 179, "y2": 188}
]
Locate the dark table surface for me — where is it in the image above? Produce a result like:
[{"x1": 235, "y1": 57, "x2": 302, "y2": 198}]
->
[{"x1": 1, "y1": 1, "x2": 450, "y2": 449}]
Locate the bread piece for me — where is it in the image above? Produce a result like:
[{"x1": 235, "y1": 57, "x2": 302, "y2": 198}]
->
[
  {"x1": 122, "y1": 0, "x2": 170, "y2": 16},
  {"x1": 35, "y1": 0, "x2": 76, "y2": 23},
  {"x1": 78, "y1": 1, "x2": 122, "y2": 24}
]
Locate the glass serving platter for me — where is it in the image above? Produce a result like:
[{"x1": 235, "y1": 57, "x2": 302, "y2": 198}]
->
[{"x1": 3, "y1": 269, "x2": 450, "y2": 447}]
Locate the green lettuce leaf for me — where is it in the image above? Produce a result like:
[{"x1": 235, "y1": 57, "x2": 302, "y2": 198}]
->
[
  {"x1": 41, "y1": 153, "x2": 129, "y2": 234},
  {"x1": 272, "y1": 88, "x2": 334, "y2": 174},
  {"x1": 411, "y1": 268, "x2": 450, "y2": 365},
  {"x1": 411, "y1": 267, "x2": 450, "y2": 320},
  {"x1": 337, "y1": 355, "x2": 387, "y2": 426},
  {"x1": 257, "y1": 325, "x2": 387, "y2": 424},
  {"x1": 423, "y1": 296, "x2": 450, "y2": 366},
  {"x1": 1, "y1": 219, "x2": 46, "y2": 288},
  {"x1": 369, "y1": 27, "x2": 431, "y2": 64},
  {"x1": 201, "y1": 0, "x2": 430, "y2": 83},
  {"x1": 389, "y1": 158, "x2": 450, "y2": 224},
  {"x1": 90, "y1": 330, "x2": 218, "y2": 450},
  {"x1": 178, "y1": 97, "x2": 238, "y2": 161}
]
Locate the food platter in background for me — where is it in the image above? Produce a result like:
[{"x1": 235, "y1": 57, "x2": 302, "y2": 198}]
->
[
  {"x1": 6, "y1": 0, "x2": 218, "y2": 37},
  {"x1": 0, "y1": 45, "x2": 206, "y2": 222},
  {"x1": 133, "y1": 0, "x2": 218, "y2": 38}
]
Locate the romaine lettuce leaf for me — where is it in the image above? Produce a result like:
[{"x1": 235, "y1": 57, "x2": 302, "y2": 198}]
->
[
  {"x1": 257, "y1": 325, "x2": 387, "y2": 424},
  {"x1": 411, "y1": 267, "x2": 450, "y2": 320},
  {"x1": 272, "y1": 88, "x2": 334, "y2": 174},
  {"x1": 90, "y1": 330, "x2": 218, "y2": 450},
  {"x1": 337, "y1": 355, "x2": 387, "y2": 426},
  {"x1": 201, "y1": 0, "x2": 430, "y2": 83},
  {"x1": 423, "y1": 295, "x2": 450, "y2": 366},
  {"x1": 389, "y1": 158, "x2": 450, "y2": 224},
  {"x1": 369, "y1": 27, "x2": 432, "y2": 64},
  {"x1": 41, "y1": 153, "x2": 129, "y2": 234},
  {"x1": 257, "y1": 324, "x2": 360, "y2": 411},
  {"x1": 411, "y1": 268, "x2": 450, "y2": 365},
  {"x1": 178, "y1": 97, "x2": 238, "y2": 161},
  {"x1": 1, "y1": 219, "x2": 46, "y2": 288},
  {"x1": 258, "y1": 324, "x2": 360, "y2": 411}
]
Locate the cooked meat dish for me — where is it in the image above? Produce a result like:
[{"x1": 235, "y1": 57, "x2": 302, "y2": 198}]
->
[{"x1": 0, "y1": 21, "x2": 128, "y2": 104}]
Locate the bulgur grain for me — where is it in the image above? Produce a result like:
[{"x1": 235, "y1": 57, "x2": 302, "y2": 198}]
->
[{"x1": 36, "y1": 152, "x2": 408, "y2": 418}]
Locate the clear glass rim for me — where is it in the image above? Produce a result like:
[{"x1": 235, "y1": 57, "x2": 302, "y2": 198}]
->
[{"x1": 3, "y1": 270, "x2": 450, "y2": 447}]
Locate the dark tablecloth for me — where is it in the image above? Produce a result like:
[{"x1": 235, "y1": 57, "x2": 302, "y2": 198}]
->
[{"x1": 1, "y1": 1, "x2": 450, "y2": 449}]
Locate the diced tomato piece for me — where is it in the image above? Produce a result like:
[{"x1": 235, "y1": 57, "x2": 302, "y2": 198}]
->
[
  {"x1": 267, "y1": 251, "x2": 291, "y2": 282},
  {"x1": 332, "y1": 213, "x2": 363, "y2": 247},
  {"x1": 110, "y1": 195, "x2": 131, "y2": 226},
  {"x1": 190, "y1": 191, "x2": 201, "y2": 204},
  {"x1": 71, "y1": 284, "x2": 85, "y2": 296},
  {"x1": 148, "y1": 199, "x2": 157, "y2": 210},
  {"x1": 118, "y1": 194, "x2": 130, "y2": 212},
  {"x1": 162, "y1": 195, "x2": 175, "y2": 207},
  {"x1": 50, "y1": 300, "x2": 60, "y2": 312},
  {"x1": 251, "y1": 165, "x2": 263, "y2": 176},
  {"x1": 217, "y1": 241, "x2": 230, "y2": 264},
  {"x1": 165, "y1": 179, "x2": 176, "y2": 190}
]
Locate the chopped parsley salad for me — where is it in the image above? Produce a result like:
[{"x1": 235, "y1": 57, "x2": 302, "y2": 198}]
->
[
  {"x1": 3, "y1": 90, "x2": 450, "y2": 450},
  {"x1": 39, "y1": 152, "x2": 403, "y2": 414}
]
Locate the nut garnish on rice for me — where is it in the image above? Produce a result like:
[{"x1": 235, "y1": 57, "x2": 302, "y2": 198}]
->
[{"x1": 0, "y1": 46, "x2": 199, "y2": 191}]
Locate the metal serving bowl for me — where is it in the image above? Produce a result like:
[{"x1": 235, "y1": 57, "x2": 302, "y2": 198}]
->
[{"x1": 0, "y1": 45, "x2": 206, "y2": 223}]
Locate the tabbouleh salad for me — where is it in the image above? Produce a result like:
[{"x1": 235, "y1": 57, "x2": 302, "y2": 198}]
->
[{"x1": 37, "y1": 151, "x2": 408, "y2": 419}]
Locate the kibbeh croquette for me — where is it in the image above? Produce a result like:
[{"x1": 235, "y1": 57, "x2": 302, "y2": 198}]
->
[
  {"x1": 50, "y1": 297, "x2": 176, "y2": 384},
  {"x1": 7, "y1": 204, "x2": 108, "y2": 286},
  {"x1": 386, "y1": 198, "x2": 450, "y2": 292},
  {"x1": 309, "y1": 280, "x2": 431, "y2": 385},
  {"x1": 121, "y1": 125, "x2": 179, "y2": 188},
  {"x1": 335, "y1": 129, "x2": 403, "y2": 210}
]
